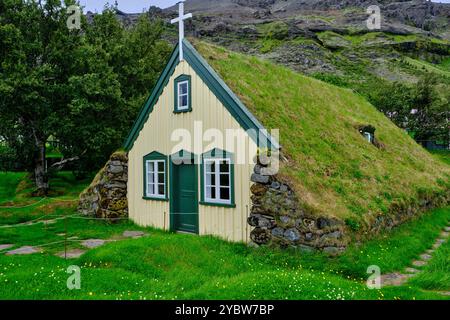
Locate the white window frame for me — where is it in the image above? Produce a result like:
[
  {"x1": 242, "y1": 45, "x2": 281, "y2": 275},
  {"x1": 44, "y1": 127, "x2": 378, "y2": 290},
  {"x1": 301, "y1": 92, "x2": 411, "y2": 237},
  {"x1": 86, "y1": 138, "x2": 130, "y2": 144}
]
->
[
  {"x1": 177, "y1": 80, "x2": 189, "y2": 111},
  {"x1": 145, "y1": 160, "x2": 166, "y2": 199},
  {"x1": 203, "y1": 157, "x2": 231, "y2": 205}
]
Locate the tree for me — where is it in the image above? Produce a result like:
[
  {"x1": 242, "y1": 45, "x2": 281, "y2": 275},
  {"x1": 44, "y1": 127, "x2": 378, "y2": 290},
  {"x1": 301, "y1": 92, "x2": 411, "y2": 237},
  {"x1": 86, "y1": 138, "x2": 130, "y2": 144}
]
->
[
  {"x1": 409, "y1": 74, "x2": 449, "y2": 145},
  {"x1": 0, "y1": 1, "x2": 171, "y2": 193}
]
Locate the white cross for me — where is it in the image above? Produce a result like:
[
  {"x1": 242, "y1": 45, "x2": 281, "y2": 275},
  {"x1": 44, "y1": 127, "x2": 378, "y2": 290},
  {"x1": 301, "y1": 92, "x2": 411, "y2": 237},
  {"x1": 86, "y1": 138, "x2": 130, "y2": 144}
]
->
[{"x1": 171, "y1": 1, "x2": 192, "y2": 62}]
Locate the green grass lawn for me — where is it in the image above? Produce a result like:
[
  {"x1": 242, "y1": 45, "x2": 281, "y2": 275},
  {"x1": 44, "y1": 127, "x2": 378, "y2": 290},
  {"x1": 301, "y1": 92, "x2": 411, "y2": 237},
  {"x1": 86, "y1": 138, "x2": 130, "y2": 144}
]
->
[
  {"x1": 0, "y1": 173, "x2": 449, "y2": 300},
  {"x1": 430, "y1": 150, "x2": 450, "y2": 166}
]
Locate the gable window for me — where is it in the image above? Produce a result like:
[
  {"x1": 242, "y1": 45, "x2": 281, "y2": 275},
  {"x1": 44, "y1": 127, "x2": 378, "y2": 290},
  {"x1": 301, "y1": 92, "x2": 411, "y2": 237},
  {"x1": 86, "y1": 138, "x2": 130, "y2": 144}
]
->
[
  {"x1": 201, "y1": 149, "x2": 235, "y2": 207},
  {"x1": 143, "y1": 152, "x2": 168, "y2": 201},
  {"x1": 174, "y1": 75, "x2": 192, "y2": 113}
]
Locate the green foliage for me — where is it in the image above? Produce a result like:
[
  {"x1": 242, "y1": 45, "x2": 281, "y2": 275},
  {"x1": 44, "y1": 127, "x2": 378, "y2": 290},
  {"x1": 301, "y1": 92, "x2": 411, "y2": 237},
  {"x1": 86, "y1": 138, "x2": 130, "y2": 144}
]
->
[{"x1": 0, "y1": 1, "x2": 171, "y2": 187}]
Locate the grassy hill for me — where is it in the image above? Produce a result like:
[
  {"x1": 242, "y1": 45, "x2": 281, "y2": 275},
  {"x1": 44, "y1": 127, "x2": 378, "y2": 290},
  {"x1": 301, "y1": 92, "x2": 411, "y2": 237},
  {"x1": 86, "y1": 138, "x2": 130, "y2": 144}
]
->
[{"x1": 194, "y1": 40, "x2": 450, "y2": 229}]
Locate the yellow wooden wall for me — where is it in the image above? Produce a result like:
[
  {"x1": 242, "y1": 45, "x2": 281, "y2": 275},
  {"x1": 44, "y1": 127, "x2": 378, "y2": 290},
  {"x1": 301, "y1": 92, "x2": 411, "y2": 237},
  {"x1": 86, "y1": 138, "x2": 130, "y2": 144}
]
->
[{"x1": 128, "y1": 60, "x2": 257, "y2": 242}]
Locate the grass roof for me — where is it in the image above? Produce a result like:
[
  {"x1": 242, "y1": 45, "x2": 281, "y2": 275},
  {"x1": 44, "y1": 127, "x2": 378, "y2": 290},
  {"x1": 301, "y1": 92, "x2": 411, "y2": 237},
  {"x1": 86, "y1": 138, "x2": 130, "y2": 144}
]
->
[{"x1": 193, "y1": 40, "x2": 450, "y2": 224}]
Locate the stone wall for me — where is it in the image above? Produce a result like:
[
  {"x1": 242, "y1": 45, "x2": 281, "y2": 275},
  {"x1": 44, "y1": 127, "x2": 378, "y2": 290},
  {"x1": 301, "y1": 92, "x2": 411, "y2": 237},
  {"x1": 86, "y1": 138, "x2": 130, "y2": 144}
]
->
[
  {"x1": 78, "y1": 151, "x2": 128, "y2": 219},
  {"x1": 248, "y1": 162, "x2": 349, "y2": 255}
]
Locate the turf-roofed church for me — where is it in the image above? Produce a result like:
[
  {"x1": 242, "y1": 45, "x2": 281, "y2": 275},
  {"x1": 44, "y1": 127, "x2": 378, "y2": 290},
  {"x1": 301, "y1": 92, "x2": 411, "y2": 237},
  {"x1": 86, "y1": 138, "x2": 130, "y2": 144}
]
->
[{"x1": 124, "y1": 2, "x2": 278, "y2": 242}]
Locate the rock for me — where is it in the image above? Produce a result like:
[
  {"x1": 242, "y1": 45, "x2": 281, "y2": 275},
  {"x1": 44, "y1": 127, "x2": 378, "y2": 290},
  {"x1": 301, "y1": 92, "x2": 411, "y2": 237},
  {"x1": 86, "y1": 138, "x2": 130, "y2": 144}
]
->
[
  {"x1": 81, "y1": 239, "x2": 106, "y2": 249},
  {"x1": 440, "y1": 232, "x2": 449, "y2": 238},
  {"x1": 321, "y1": 231, "x2": 342, "y2": 239},
  {"x1": 279, "y1": 215, "x2": 291, "y2": 225},
  {"x1": 0, "y1": 244, "x2": 14, "y2": 251},
  {"x1": 78, "y1": 151, "x2": 128, "y2": 220},
  {"x1": 56, "y1": 249, "x2": 86, "y2": 259},
  {"x1": 322, "y1": 246, "x2": 344, "y2": 256},
  {"x1": 298, "y1": 244, "x2": 315, "y2": 252},
  {"x1": 6, "y1": 246, "x2": 41, "y2": 255},
  {"x1": 445, "y1": 226, "x2": 450, "y2": 232},
  {"x1": 270, "y1": 181, "x2": 281, "y2": 189},
  {"x1": 250, "y1": 183, "x2": 267, "y2": 196},
  {"x1": 420, "y1": 254, "x2": 432, "y2": 261},
  {"x1": 250, "y1": 173, "x2": 269, "y2": 184},
  {"x1": 250, "y1": 228, "x2": 271, "y2": 244},
  {"x1": 412, "y1": 260, "x2": 427, "y2": 267},
  {"x1": 247, "y1": 241, "x2": 259, "y2": 248},
  {"x1": 317, "y1": 217, "x2": 341, "y2": 229},
  {"x1": 279, "y1": 185, "x2": 288, "y2": 192},
  {"x1": 122, "y1": 230, "x2": 147, "y2": 239},
  {"x1": 284, "y1": 228, "x2": 300, "y2": 242},
  {"x1": 381, "y1": 273, "x2": 413, "y2": 287},
  {"x1": 405, "y1": 267, "x2": 420, "y2": 274},
  {"x1": 271, "y1": 227, "x2": 285, "y2": 238},
  {"x1": 305, "y1": 233, "x2": 313, "y2": 241}
]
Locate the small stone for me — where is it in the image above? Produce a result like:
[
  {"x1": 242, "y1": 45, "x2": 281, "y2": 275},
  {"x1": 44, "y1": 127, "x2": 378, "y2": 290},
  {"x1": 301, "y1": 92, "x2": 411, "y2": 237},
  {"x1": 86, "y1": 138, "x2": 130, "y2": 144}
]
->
[
  {"x1": 432, "y1": 242, "x2": 442, "y2": 249},
  {"x1": 254, "y1": 164, "x2": 262, "y2": 174},
  {"x1": 420, "y1": 254, "x2": 432, "y2": 261},
  {"x1": 56, "y1": 249, "x2": 86, "y2": 259},
  {"x1": 381, "y1": 273, "x2": 413, "y2": 287},
  {"x1": 271, "y1": 227, "x2": 285, "y2": 237},
  {"x1": 298, "y1": 244, "x2": 315, "y2": 252},
  {"x1": 122, "y1": 230, "x2": 146, "y2": 239},
  {"x1": 284, "y1": 228, "x2": 300, "y2": 242},
  {"x1": 270, "y1": 181, "x2": 281, "y2": 189},
  {"x1": 279, "y1": 216, "x2": 291, "y2": 224},
  {"x1": 412, "y1": 260, "x2": 427, "y2": 267},
  {"x1": 6, "y1": 246, "x2": 41, "y2": 255},
  {"x1": 279, "y1": 185, "x2": 288, "y2": 192},
  {"x1": 81, "y1": 239, "x2": 105, "y2": 248},
  {"x1": 405, "y1": 267, "x2": 420, "y2": 274},
  {"x1": 436, "y1": 238, "x2": 446, "y2": 244},
  {"x1": 322, "y1": 246, "x2": 344, "y2": 256},
  {"x1": 444, "y1": 226, "x2": 450, "y2": 232},
  {"x1": 0, "y1": 244, "x2": 14, "y2": 251},
  {"x1": 440, "y1": 232, "x2": 449, "y2": 238},
  {"x1": 247, "y1": 241, "x2": 259, "y2": 248},
  {"x1": 305, "y1": 233, "x2": 313, "y2": 241},
  {"x1": 56, "y1": 233, "x2": 66, "y2": 237},
  {"x1": 321, "y1": 230, "x2": 342, "y2": 239},
  {"x1": 250, "y1": 173, "x2": 269, "y2": 184},
  {"x1": 109, "y1": 165, "x2": 124, "y2": 174}
]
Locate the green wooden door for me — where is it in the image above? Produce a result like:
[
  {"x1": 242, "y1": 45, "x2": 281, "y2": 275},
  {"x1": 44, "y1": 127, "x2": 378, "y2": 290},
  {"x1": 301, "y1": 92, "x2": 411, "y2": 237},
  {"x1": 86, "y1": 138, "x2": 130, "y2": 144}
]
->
[{"x1": 171, "y1": 162, "x2": 199, "y2": 233}]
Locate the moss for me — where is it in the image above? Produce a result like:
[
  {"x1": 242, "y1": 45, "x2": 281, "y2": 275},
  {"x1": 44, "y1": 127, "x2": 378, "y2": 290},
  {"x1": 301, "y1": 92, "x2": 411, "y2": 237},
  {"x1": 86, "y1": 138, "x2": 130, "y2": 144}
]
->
[{"x1": 192, "y1": 40, "x2": 450, "y2": 224}]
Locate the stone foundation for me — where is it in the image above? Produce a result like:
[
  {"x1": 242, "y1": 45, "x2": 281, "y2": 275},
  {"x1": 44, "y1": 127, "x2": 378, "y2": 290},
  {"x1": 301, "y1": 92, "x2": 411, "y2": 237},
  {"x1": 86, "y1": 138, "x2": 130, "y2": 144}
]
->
[
  {"x1": 78, "y1": 151, "x2": 128, "y2": 219},
  {"x1": 248, "y1": 163, "x2": 349, "y2": 255}
]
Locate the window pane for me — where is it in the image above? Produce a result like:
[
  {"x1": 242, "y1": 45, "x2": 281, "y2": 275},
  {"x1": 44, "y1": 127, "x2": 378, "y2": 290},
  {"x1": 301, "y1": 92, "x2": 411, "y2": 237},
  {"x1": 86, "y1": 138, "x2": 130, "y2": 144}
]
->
[
  {"x1": 147, "y1": 161, "x2": 154, "y2": 173},
  {"x1": 180, "y1": 82, "x2": 188, "y2": 95},
  {"x1": 148, "y1": 170, "x2": 154, "y2": 184},
  {"x1": 220, "y1": 187, "x2": 230, "y2": 200},
  {"x1": 205, "y1": 161, "x2": 215, "y2": 173},
  {"x1": 219, "y1": 173, "x2": 229, "y2": 187},
  {"x1": 181, "y1": 95, "x2": 188, "y2": 107},
  {"x1": 205, "y1": 173, "x2": 215, "y2": 186},
  {"x1": 219, "y1": 160, "x2": 229, "y2": 173},
  {"x1": 158, "y1": 161, "x2": 164, "y2": 172},
  {"x1": 147, "y1": 183, "x2": 154, "y2": 195},
  {"x1": 158, "y1": 184, "x2": 165, "y2": 196},
  {"x1": 158, "y1": 173, "x2": 164, "y2": 184},
  {"x1": 206, "y1": 186, "x2": 216, "y2": 199}
]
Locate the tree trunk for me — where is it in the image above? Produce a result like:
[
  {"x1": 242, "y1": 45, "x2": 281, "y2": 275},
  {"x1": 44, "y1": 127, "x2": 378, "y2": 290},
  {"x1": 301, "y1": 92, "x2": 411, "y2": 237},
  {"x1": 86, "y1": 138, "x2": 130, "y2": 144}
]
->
[{"x1": 34, "y1": 139, "x2": 48, "y2": 196}]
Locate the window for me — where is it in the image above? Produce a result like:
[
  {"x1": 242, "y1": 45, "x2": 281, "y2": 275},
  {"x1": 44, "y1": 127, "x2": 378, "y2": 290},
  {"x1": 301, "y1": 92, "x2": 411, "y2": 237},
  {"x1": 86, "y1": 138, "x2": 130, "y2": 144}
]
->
[
  {"x1": 363, "y1": 132, "x2": 373, "y2": 143},
  {"x1": 143, "y1": 152, "x2": 168, "y2": 201},
  {"x1": 201, "y1": 149, "x2": 235, "y2": 207},
  {"x1": 174, "y1": 75, "x2": 192, "y2": 112},
  {"x1": 177, "y1": 81, "x2": 189, "y2": 110}
]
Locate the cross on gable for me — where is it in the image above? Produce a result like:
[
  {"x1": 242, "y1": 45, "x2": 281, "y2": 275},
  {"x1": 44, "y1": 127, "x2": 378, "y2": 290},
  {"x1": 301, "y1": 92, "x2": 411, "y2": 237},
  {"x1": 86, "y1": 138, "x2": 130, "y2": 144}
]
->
[{"x1": 171, "y1": 1, "x2": 192, "y2": 62}]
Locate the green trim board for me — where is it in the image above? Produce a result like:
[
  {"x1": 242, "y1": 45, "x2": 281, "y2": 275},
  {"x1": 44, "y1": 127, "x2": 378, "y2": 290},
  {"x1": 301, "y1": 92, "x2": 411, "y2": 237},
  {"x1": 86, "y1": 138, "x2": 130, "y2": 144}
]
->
[
  {"x1": 173, "y1": 74, "x2": 192, "y2": 113},
  {"x1": 200, "y1": 148, "x2": 235, "y2": 208},
  {"x1": 142, "y1": 151, "x2": 169, "y2": 201},
  {"x1": 169, "y1": 150, "x2": 199, "y2": 233},
  {"x1": 123, "y1": 39, "x2": 280, "y2": 151}
]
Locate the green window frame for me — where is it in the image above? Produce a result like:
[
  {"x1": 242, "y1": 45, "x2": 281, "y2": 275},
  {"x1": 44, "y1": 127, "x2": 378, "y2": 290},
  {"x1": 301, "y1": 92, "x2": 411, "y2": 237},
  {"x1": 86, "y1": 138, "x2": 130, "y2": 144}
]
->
[
  {"x1": 143, "y1": 151, "x2": 169, "y2": 201},
  {"x1": 174, "y1": 74, "x2": 192, "y2": 113},
  {"x1": 200, "y1": 148, "x2": 236, "y2": 208}
]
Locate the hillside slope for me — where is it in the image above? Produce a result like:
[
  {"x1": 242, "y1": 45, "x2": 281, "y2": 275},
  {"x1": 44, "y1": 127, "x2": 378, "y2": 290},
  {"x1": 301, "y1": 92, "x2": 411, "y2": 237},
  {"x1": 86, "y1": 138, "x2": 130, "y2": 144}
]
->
[{"x1": 194, "y1": 40, "x2": 449, "y2": 227}]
